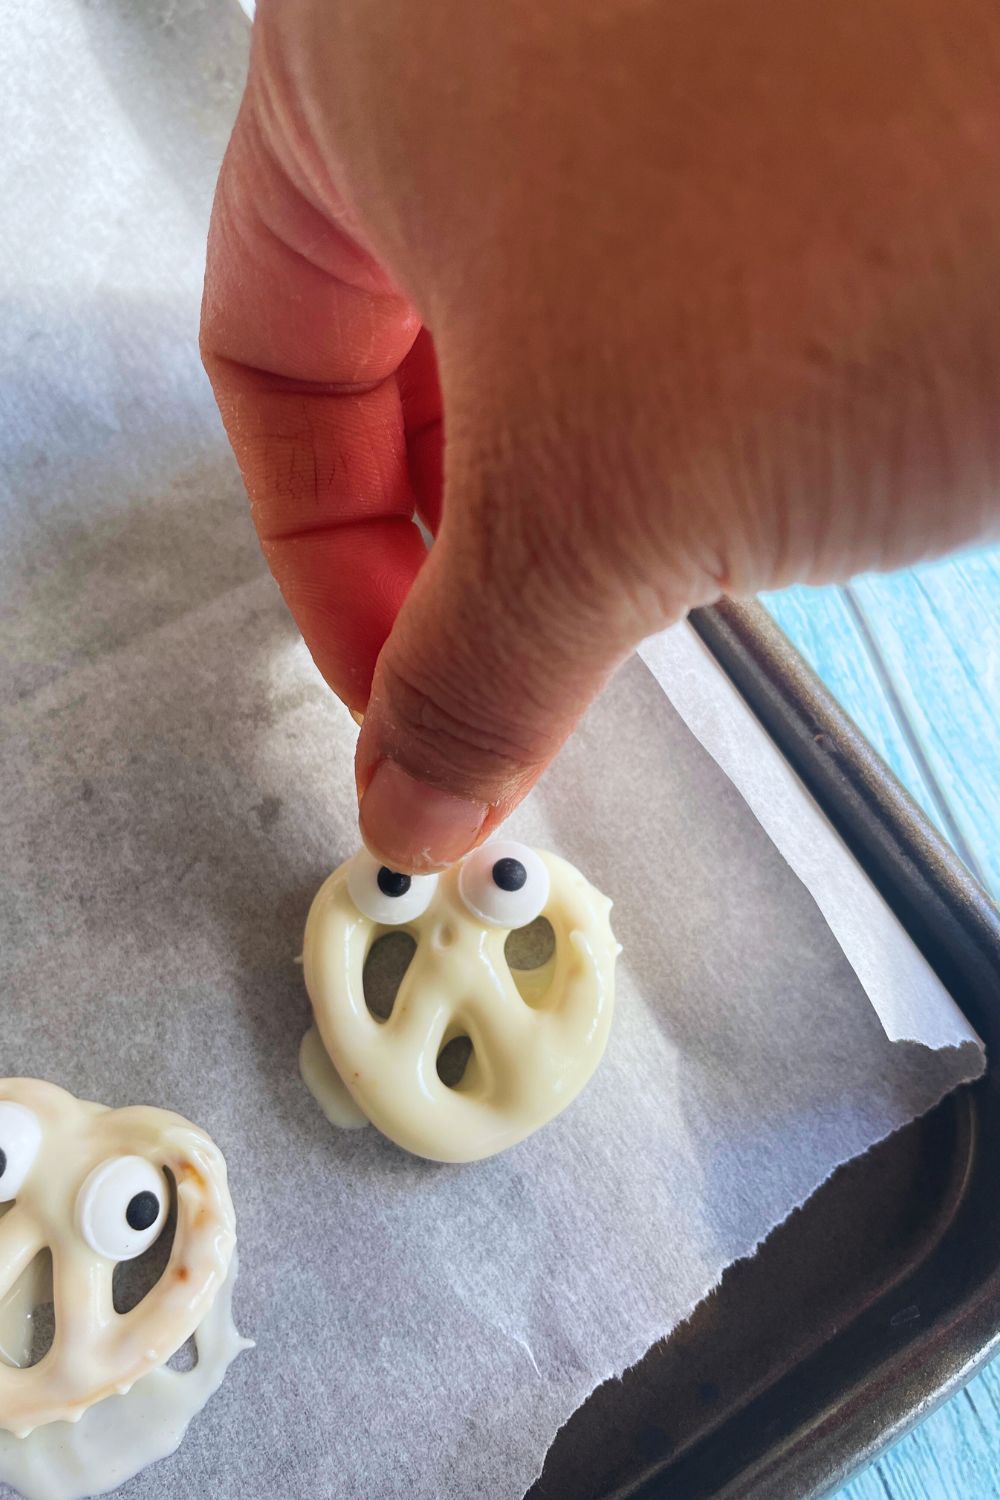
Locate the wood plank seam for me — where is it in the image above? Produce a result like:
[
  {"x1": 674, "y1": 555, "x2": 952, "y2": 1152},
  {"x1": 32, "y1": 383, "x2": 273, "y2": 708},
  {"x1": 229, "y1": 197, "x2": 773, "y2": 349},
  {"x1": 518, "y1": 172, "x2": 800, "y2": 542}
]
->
[{"x1": 839, "y1": 583, "x2": 991, "y2": 892}]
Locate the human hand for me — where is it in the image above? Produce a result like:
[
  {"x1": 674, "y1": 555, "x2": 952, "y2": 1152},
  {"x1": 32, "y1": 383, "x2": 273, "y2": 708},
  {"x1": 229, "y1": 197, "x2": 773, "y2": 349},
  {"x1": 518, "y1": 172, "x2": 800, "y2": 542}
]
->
[{"x1": 202, "y1": 0, "x2": 1000, "y2": 871}]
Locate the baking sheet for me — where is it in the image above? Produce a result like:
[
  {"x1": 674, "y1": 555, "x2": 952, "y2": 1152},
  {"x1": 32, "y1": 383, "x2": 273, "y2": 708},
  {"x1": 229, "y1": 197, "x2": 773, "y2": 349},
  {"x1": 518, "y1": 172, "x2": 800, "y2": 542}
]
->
[{"x1": 0, "y1": 3, "x2": 985, "y2": 1498}]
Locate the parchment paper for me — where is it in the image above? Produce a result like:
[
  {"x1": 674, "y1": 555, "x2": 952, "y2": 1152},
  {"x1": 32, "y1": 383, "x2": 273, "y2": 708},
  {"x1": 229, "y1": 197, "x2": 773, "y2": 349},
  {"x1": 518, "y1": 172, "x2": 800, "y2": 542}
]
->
[
  {"x1": 639, "y1": 628, "x2": 980, "y2": 1047},
  {"x1": 0, "y1": 3, "x2": 985, "y2": 1498}
]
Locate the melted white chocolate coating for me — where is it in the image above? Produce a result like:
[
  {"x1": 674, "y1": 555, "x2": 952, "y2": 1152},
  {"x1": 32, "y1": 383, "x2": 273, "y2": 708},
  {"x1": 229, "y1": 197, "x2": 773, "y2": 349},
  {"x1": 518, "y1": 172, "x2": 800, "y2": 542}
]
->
[
  {"x1": 0, "y1": 1079, "x2": 237, "y2": 1440},
  {"x1": 298, "y1": 1027, "x2": 369, "y2": 1131},
  {"x1": 0, "y1": 1253, "x2": 250, "y2": 1500},
  {"x1": 303, "y1": 846, "x2": 618, "y2": 1162}
]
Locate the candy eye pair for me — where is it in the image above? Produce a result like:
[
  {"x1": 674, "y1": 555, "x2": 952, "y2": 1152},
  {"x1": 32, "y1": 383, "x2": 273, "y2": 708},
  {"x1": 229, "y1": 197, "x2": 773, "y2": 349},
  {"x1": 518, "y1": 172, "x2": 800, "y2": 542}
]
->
[
  {"x1": 0, "y1": 1101, "x2": 167, "y2": 1262},
  {"x1": 347, "y1": 841, "x2": 551, "y2": 930}
]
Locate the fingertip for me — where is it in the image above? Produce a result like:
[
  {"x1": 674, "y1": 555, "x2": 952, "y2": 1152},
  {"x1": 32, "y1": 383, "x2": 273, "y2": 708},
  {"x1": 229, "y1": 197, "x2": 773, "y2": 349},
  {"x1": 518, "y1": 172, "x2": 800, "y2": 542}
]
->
[{"x1": 358, "y1": 761, "x2": 489, "y2": 874}]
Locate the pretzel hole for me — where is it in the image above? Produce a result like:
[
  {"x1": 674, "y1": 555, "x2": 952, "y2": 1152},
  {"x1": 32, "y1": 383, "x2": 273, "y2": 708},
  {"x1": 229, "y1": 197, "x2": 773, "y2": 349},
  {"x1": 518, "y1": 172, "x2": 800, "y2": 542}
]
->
[
  {"x1": 113, "y1": 1169, "x2": 176, "y2": 1314},
  {"x1": 26, "y1": 1293, "x2": 55, "y2": 1368},
  {"x1": 505, "y1": 917, "x2": 557, "y2": 1007},
  {"x1": 364, "y1": 931, "x2": 416, "y2": 1021},
  {"x1": 436, "y1": 1035, "x2": 474, "y2": 1088},
  {"x1": 167, "y1": 1333, "x2": 198, "y2": 1371},
  {"x1": 0, "y1": 1249, "x2": 54, "y2": 1369}
]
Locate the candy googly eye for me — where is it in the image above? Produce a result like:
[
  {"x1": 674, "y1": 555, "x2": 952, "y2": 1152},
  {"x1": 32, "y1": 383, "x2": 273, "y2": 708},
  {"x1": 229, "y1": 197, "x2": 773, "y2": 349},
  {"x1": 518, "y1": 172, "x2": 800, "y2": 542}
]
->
[
  {"x1": 0, "y1": 1101, "x2": 43, "y2": 1201},
  {"x1": 346, "y1": 849, "x2": 439, "y2": 926},
  {"x1": 458, "y1": 841, "x2": 550, "y2": 929},
  {"x1": 75, "y1": 1155, "x2": 168, "y2": 1262}
]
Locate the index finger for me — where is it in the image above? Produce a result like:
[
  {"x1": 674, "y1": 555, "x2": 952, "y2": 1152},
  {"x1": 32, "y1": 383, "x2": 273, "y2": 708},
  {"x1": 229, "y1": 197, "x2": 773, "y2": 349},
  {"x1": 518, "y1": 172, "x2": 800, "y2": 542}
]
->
[{"x1": 200, "y1": 87, "x2": 429, "y2": 714}]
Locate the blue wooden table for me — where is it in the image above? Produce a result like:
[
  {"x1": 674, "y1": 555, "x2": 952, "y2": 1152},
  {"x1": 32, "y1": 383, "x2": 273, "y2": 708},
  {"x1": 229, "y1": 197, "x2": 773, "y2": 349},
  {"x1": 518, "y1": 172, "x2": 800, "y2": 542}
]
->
[{"x1": 763, "y1": 548, "x2": 1000, "y2": 1499}]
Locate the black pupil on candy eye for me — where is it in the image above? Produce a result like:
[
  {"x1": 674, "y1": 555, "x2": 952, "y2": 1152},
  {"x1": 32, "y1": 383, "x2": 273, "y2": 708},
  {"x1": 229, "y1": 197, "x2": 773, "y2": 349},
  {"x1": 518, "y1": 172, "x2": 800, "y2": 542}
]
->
[
  {"x1": 377, "y1": 867, "x2": 411, "y2": 898},
  {"x1": 0, "y1": 1148, "x2": 6, "y2": 1179},
  {"x1": 126, "y1": 1190, "x2": 160, "y2": 1232},
  {"x1": 492, "y1": 857, "x2": 527, "y2": 892}
]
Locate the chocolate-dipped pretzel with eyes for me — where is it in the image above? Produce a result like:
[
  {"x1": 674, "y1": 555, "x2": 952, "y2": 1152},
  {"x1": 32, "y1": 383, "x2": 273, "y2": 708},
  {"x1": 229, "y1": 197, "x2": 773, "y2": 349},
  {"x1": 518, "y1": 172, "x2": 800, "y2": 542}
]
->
[
  {"x1": 303, "y1": 841, "x2": 619, "y2": 1162},
  {"x1": 0, "y1": 1078, "x2": 235, "y2": 1438}
]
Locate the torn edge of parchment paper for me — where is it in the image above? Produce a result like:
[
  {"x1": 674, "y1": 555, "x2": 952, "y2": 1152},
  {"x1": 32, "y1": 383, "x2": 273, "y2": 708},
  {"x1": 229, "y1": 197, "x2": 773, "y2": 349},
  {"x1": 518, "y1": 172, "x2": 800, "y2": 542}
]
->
[{"x1": 523, "y1": 1034, "x2": 982, "y2": 1500}]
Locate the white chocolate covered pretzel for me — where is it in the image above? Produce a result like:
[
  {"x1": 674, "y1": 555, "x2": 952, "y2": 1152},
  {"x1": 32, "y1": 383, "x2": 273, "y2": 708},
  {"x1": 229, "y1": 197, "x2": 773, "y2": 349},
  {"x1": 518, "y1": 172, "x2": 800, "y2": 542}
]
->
[
  {"x1": 303, "y1": 842, "x2": 619, "y2": 1162},
  {"x1": 0, "y1": 1078, "x2": 236, "y2": 1439}
]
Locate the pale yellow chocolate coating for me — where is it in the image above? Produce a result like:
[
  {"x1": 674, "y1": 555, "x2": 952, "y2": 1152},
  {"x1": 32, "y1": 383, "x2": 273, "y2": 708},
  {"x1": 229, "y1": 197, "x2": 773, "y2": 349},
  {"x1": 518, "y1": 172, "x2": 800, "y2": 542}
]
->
[
  {"x1": 298, "y1": 1026, "x2": 369, "y2": 1131},
  {"x1": 303, "y1": 850, "x2": 618, "y2": 1162},
  {"x1": 0, "y1": 1256, "x2": 250, "y2": 1500},
  {"x1": 0, "y1": 1079, "x2": 236, "y2": 1438}
]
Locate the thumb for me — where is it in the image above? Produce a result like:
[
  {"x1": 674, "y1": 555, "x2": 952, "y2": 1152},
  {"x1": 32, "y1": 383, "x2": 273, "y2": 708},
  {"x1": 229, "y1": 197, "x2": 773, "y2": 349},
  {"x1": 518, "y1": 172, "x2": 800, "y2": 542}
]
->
[
  {"x1": 355, "y1": 537, "x2": 619, "y2": 872},
  {"x1": 354, "y1": 454, "x2": 697, "y2": 872}
]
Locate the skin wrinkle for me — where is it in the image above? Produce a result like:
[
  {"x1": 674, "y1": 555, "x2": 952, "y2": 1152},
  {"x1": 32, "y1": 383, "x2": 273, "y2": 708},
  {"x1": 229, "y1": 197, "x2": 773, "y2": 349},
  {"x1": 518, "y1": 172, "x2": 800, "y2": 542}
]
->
[
  {"x1": 416, "y1": 547, "x2": 576, "y2": 715},
  {"x1": 216, "y1": 375, "x2": 415, "y2": 536},
  {"x1": 374, "y1": 657, "x2": 552, "y2": 787},
  {"x1": 808, "y1": 367, "x2": 836, "y2": 582},
  {"x1": 458, "y1": 375, "x2": 696, "y2": 609},
  {"x1": 881, "y1": 349, "x2": 916, "y2": 567},
  {"x1": 438, "y1": 478, "x2": 584, "y2": 722},
  {"x1": 245, "y1": 203, "x2": 369, "y2": 309},
  {"x1": 251, "y1": 24, "x2": 358, "y2": 242},
  {"x1": 374, "y1": 517, "x2": 618, "y2": 782},
  {"x1": 269, "y1": 515, "x2": 420, "y2": 579},
  {"x1": 263, "y1": 513, "x2": 417, "y2": 550},
  {"x1": 205, "y1": 116, "x2": 415, "y2": 377},
  {"x1": 456, "y1": 463, "x2": 653, "y2": 655},
  {"x1": 207, "y1": 352, "x2": 390, "y2": 401}
]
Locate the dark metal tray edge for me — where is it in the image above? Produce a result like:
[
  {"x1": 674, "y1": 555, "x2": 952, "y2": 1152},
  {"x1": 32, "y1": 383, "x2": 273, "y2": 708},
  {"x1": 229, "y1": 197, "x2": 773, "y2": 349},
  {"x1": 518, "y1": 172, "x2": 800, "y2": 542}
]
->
[{"x1": 679, "y1": 597, "x2": 1000, "y2": 1500}]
